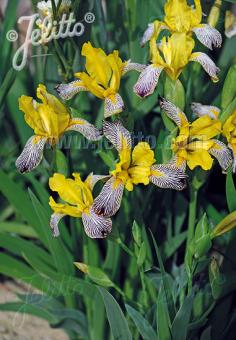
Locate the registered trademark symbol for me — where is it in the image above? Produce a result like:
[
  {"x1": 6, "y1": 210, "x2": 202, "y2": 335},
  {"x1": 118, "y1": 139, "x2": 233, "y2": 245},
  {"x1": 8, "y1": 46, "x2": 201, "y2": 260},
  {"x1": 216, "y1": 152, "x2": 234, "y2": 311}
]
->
[{"x1": 84, "y1": 12, "x2": 95, "y2": 24}]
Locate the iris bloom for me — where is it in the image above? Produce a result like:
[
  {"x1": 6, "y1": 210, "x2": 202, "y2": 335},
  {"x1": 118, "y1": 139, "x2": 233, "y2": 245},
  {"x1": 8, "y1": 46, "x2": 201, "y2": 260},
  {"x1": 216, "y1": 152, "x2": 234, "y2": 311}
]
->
[
  {"x1": 93, "y1": 120, "x2": 186, "y2": 217},
  {"x1": 222, "y1": 110, "x2": 236, "y2": 171},
  {"x1": 141, "y1": 0, "x2": 222, "y2": 50},
  {"x1": 134, "y1": 33, "x2": 219, "y2": 98},
  {"x1": 56, "y1": 42, "x2": 145, "y2": 118},
  {"x1": 191, "y1": 103, "x2": 236, "y2": 171},
  {"x1": 49, "y1": 173, "x2": 112, "y2": 238},
  {"x1": 160, "y1": 97, "x2": 232, "y2": 171},
  {"x1": 16, "y1": 84, "x2": 101, "y2": 173}
]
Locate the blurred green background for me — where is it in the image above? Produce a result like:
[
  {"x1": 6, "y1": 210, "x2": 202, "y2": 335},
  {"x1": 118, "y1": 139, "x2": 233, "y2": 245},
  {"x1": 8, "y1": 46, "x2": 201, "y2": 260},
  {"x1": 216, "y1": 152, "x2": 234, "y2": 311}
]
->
[{"x1": 0, "y1": 0, "x2": 236, "y2": 339}]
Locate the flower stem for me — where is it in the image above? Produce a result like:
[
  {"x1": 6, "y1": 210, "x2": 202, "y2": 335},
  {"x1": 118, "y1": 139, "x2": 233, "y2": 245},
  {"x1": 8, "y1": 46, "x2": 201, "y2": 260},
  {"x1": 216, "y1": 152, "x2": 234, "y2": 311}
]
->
[
  {"x1": 187, "y1": 185, "x2": 198, "y2": 247},
  {"x1": 185, "y1": 185, "x2": 198, "y2": 293},
  {"x1": 116, "y1": 238, "x2": 134, "y2": 257},
  {"x1": 139, "y1": 266, "x2": 148, "y2": 308}
]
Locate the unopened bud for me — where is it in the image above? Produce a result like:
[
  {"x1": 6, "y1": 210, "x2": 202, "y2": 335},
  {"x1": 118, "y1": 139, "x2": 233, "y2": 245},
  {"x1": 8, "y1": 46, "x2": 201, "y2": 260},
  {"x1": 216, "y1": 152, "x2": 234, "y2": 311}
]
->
[{"x1": 208, "y1": 0, "x2": 222, "y2": 28}]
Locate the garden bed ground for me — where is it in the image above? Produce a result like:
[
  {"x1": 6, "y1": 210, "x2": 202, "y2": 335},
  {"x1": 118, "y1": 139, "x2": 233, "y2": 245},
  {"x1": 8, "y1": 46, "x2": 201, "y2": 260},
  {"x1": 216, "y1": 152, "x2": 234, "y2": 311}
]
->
[{"x1": 0, "y1": 281, "x2": 68, "y2": 340}]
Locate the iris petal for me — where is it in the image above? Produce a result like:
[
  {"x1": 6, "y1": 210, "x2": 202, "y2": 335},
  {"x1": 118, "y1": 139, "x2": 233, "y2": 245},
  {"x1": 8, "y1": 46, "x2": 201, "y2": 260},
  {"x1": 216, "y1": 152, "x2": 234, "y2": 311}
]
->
[
  {"x1": 150, "y1": 164, "x2": 187, "y2": 191},
  {"x1": 191, "y1": 102, "x2": 220, "y2": 119},
  {"x1": 104, "y1": 93, "x2": 124, "y2": 118},
  {"x1": 16, "y1": 135, "x2": 47, "y2": 173},
  {"x1": 159, "y1": 97, "x2": 188, "y2": 127},
  {"x1": 93, "y1": 177, "x2": 124, "y2": 217},
  {"x1": 192, "y1": 24, "x2": 222, "y2": 50},
  {"x1": 103, "y1": 120, "x2": 132, "y2": 153},
  {"x1": 133, "y1": 65, "x2": 164, "y2": 98},
  {"x1": 82, "y1": 207, "x2": 112, "y2": 238},
  {"x1": 55, "y1": 81, "x2": 87, "y2": 100},
  {"x1": 209, "y1": 140, "x2": 232, "y2": 171},
  {"x1": 66, "y1": 118, "x2": 102, "y2": 141},
  {"x1": 50, "y1": 212, "x2": 65, "y2": 237},
  {"x1": 190, "y1": 52, "x2": 220, "y2": 82}
]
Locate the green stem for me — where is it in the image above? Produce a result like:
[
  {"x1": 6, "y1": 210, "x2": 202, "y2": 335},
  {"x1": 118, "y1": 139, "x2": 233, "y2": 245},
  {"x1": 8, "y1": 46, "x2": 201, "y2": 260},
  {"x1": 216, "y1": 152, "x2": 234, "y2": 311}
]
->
[
  {"x1": 185, "y1": 185, "x2": 198, "y2": 294},
  {"x1": 187, "y1": 185, "x2": 198, "y2": 247},
  {"x1": 113, "y1": 284, "x2": 126, "y2": 297},
  {"x1": 53, "y1": 40, "x2": 73, "y2": 81},
  {"x1": 82, "y1": 235, "x2": 94, "y2": 340},
  {"x1": 116, "y1": 238, "x2": 134, "y2": 257},
  {"x1": 64, "y1": 293, "x2": 76, "y2": 309},
  {"x1": 139, "y1": 266, "x2": 148, "y2": 308}
]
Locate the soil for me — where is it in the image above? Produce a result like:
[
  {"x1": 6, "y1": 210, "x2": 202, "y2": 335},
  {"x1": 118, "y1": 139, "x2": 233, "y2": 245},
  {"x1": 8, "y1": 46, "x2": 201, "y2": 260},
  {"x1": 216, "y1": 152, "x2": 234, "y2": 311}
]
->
[{"x1": 0, "y1": 281, "x2": 68, "y2": 340}]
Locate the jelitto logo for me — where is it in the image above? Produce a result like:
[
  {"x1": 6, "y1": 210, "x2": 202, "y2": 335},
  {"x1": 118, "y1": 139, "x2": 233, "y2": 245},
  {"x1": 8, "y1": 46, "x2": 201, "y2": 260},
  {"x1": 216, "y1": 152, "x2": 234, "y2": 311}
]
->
[{"x1": 6, "y1": 11, "x2": 95, "y2": 71}]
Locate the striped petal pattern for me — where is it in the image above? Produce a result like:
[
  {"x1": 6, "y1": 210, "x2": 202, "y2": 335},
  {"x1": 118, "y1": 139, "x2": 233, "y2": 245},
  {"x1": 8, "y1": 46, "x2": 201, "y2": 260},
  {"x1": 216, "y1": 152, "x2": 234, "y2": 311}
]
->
[
  {"x1": 93, "y1": 177, "x2": 124, "y2": 217},
  {"x1": 122, "y1": 61, "x2": 146, "y2": 75},
  {"x1": 16, "y1": 135, "x2": 47, "y2": 173},
  {"x1": 190, "y1": 52, "x2": 220, "y2": 82},
  {"x1": 191, "y1": 102, "x2": 220, "y2": 119},
  {"x1": 103, "y1": 120, "x2": 132, "y2": 152},
  {"x1": 140, "y1": 22, "x2": 155, "y2": 47},
  {"x1": 66, "y1": 118, "x2": 102, "y2": 141},
  {"x1": 133, "y1": 65, "x2": 164, "y2": 98},
  {"x1": 209, "y1": 140, "x2": 232, "y2": 171},
  {"x1": 192, "y1": 24, "x2": 222, "y2": 50},
  {"x1": 150, "y1": 164, "x2": 187, "y2": 191},
  {"x1": 55, "y1": 81, "x2": 87, "y2": 100},
  {"x1": 104, "y1": 93, "x2": 124, "y2": 118},
  {"x1": 159, "y1": 97, "x2": 188, "y2": 127},
  {"x1": 82, "y1": 207, "x2": 112, "y2": 238}
]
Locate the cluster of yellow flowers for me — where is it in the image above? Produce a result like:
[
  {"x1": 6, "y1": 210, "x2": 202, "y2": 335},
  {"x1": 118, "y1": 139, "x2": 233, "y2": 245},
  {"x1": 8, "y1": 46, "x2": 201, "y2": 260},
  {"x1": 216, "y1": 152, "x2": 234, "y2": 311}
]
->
[{"x1": 16, "y1": 0, "x2": 236, "y2": 239}]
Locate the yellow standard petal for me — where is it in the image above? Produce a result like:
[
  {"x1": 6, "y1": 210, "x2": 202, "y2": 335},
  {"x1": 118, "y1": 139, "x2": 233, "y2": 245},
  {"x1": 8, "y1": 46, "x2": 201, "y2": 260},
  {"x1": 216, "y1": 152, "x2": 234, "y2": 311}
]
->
[
  {"x1": 19, "y1": 84, "x2": 70, "y2": 140},
  {"x1": 19, "y1": 95, "x2": 46, "y2": 136},
  {"x1": 190, "y1": 116, "x2": 222, "y2": 140},
  {"x1": 37, "y1": 84, "x2": 68, "y2": 116},
  {"x1": 159, "y1": 33, "x2": 195, "y2": 80},
  {"x1": 164, "y1": 0, "x2": 202, "y2": 33},
  {"x1": 107, "y1": 50, "x2": 123, "y2": 93},
  {"x1": 49, "y1": 173, "x2": 93, "y2": 214},
  {"x1": 164, "y1": 0, "x2": 192, "y2": 32},
  {"x1": 82, "y1": 42, "x2": 112, "y2": 88}
]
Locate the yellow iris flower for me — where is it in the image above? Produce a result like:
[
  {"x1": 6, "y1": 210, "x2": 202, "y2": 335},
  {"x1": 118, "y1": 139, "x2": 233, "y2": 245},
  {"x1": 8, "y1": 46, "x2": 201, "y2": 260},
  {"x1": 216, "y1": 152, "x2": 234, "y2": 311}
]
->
[
  {"x1": 160, "y1": 97, "x2": 232, "y2": 171},
  {"x1": 223, "y1": 109, "x2": 236, "y2": 171},
  {"x1": 190, "y1": 102, "x2": 235, "y2": 171},
  {"x1": 141, "y1": 0, "x2": 222, "y2": 50},
  {"x1": 56, "y1": 42, "x2": 145, "y2": 117},
  {"x1": 93, "y1": 120, "x2": 186, "y2": 217},
  {"x1": 134, "y1": 33, "x2": 219, "y2": 98},
  {"x1": 49, "y1": 173, "x2": 112, "y2": 238},
  {"x1": 16, "y1": 84, "x2": 101, "y2": 173}
]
